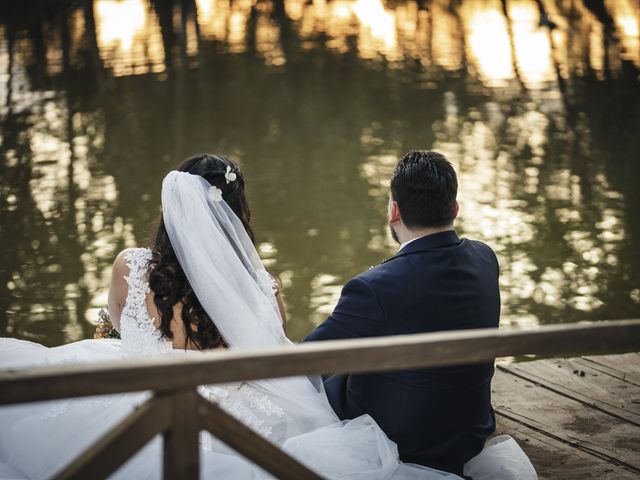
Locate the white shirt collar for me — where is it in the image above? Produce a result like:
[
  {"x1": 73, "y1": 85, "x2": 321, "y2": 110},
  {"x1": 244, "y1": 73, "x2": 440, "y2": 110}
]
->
[{"x1": 399, "y1": 236, "x2": 425, "y2": 252}]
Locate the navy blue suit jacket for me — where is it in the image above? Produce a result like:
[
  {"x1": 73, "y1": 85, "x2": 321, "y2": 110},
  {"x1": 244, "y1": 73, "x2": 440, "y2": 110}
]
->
[{"x1": 304, "y1": 230, "x2": 500, "y2": 476}]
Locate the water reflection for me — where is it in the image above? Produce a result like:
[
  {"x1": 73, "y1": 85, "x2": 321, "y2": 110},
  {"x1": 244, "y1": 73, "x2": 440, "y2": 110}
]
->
[
  {"x1": 0, "y1": 0, "x2": 638, "y2": 345},
  {"x1": 464, "y1": 0, "x2": 515, "y2": 86},
  {"x1": 96, "y1": 0, "x2": 166, "y2": 75}
]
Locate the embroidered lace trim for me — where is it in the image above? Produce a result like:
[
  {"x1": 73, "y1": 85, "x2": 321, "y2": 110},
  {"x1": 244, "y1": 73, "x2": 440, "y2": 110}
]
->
[
  {"x1": 199, "y1": 383, "x2": 284, "y2": 438},
  {"x1": 120, "y1": 248, "x2": 173, "y2": 356}
]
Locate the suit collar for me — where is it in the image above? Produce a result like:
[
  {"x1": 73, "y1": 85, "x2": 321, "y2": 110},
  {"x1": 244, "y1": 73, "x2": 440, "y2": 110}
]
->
[{"x1": 383, "y1": 230, "x2": 461, "y2": 263}]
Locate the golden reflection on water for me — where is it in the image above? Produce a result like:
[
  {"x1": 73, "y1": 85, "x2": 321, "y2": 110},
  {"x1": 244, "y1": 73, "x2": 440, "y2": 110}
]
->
[
  {"x1": 95, "y1": 0, "x2": 165, "y2": 75},
  {"x1": 463, "y1": 0, "x2": 515, "y2": 87},
  {"x1": 82, "y1": 0, "x2": 640, "y2": 76},
  {"x1": 430, "y1": 1, "x2": 463, "y2": 71},
  {"x1": 608, "y1": 0, "x2": 640, "y2": 66},
  {"x1": 590, "y1": 22, "x2": 606, "y2": 75},
  {"x1": 352, "y1": 0, "x2": 398, "y2": 59},
  {"x1": 1, "y1": 0, "x2": 639, "y2": 343},
  {"x1": 195, "y1": 0, "x2": 228, "y2": 41},
  {"x1": 509, "y1": 1, "x2": 555, "y2": 88}
]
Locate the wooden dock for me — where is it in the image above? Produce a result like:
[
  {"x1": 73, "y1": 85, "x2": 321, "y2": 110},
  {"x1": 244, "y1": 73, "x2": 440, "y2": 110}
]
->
[{"x1": 495, "y1": 353, "x2": 640, "y2": 479}]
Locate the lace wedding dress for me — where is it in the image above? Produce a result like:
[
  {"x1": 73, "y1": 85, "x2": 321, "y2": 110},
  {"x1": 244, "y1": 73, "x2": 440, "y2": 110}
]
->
[{"x1": 0, "y1": 172, "x2": 536, "y2": 480}]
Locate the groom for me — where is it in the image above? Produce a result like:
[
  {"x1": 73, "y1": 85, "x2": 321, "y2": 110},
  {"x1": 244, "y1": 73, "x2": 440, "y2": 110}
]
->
[{"x1": 304, "y1": 150, "x2": 499, "y2": 476}]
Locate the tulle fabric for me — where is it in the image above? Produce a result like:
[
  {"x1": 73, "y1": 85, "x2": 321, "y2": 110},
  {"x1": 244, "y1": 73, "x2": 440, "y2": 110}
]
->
[
  {"x1": 464, "y1": 435, "x2": 537, "y2": 480},
  {"x1": 0, "y1": 338, "x2": 463, "y2": 480}
]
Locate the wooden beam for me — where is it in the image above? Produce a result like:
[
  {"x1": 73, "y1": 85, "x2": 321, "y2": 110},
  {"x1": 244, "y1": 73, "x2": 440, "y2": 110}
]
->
[
  {"x1": 54, "y1": 395, "x2": 170, "y2": 480},
  {"x1": 1, "y1": 319, "x2": 639, "y2": 405},
  {"x1": 198, "y1": 396, "x2": 325, "y2": 480},
  {"x1": 163, "y1": 389, "x2": 200, "y2": 480}
]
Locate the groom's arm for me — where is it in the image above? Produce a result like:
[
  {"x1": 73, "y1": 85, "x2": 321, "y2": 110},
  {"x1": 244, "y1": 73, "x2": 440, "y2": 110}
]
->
[{"x1": 304, "y1": 276, "x2": 385, "y2": 342}]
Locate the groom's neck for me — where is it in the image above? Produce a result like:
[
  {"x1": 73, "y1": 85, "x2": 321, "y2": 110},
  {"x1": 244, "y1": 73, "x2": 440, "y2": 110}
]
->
[{"x1": 396, "y1": 224, "x2": 454, "y2": 245}]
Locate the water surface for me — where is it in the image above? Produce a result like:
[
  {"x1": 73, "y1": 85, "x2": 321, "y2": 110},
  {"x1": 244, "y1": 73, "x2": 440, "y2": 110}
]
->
[{"x1": 0, "y1": 0, "x2": 639, "y2": 345}]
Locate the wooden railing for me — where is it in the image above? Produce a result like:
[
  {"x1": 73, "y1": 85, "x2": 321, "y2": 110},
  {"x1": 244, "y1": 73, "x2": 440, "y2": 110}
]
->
[{"x1": 1, "y1": 319, "x2": 639, "y2": 479}]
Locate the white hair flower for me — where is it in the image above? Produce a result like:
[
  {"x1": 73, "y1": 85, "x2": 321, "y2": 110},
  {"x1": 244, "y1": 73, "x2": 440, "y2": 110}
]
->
[
  {"x1": 225, "y1": 166, "x2": 237, "y2": 184},
  {"x1": 208, "y1": 185, "x2": 223, "y2": 202}
]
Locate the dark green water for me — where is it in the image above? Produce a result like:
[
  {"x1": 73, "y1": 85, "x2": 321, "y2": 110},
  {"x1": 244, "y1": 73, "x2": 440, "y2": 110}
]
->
[{"x1": 0, "y1": 0, "x2": 639, "y2": 346}]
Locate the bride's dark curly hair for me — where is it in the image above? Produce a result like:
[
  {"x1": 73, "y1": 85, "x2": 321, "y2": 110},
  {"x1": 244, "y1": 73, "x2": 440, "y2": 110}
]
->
[{"x1": 148, "y1": 154, "x2": 255, "y2": 349}]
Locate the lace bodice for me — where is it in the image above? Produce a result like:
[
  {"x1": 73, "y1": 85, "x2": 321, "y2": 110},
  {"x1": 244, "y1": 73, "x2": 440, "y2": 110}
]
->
[{"x1": 120, "y1": 248, "x2": 173, "y2": 356}]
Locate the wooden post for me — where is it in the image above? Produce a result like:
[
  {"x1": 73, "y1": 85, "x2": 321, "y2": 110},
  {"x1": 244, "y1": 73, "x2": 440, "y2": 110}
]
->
[{"x1": 162, "y1": 388, "x2": 201, "y2": 480}]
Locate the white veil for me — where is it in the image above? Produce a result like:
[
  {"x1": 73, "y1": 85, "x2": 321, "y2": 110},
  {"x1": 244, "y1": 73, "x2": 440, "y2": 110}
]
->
[{"x1": 161, "y1": 170, "x2": 290, "y2": 349}]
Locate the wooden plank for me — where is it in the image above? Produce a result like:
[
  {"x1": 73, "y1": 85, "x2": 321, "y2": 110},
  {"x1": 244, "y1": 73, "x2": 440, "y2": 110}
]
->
[
  {"x1": 574, "y1": 357, "x2": 640, "y2": 387},
  {"x1": 54, "y1": 396, "x2": 170, "y2": 480},
  {"x1": 493, "y1": 368, "x2": 640, "y2": 475},
  {"x1": 572, "y1": 361, "x2": 640, "y2": 386},
  {"x1": 163, "y1": 389, "x2": 200, "y2": 480},
  {"x1": 1, "y1": 319, "x2": 639, "y2": 405},
  {"x1": 198, "y1": 396, "x2": 324, "y2": 480},
  {"x1": 498, "y1": 358, "x2": 640, "y2": 425},
  {"x1": 583, "y1": 353, "x2": 640, "y2": 374},
  {"x1": 495, "y1": 415, "x2": 639, "y2": 480},
  {"x1": 581, "y1": 354, "x2": 640, "y2": 386}
]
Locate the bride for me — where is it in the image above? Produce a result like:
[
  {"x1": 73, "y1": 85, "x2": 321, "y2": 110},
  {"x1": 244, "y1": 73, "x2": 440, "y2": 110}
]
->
[{"x1": 0, "y1": 154, "x2": 536, "y2": 480}]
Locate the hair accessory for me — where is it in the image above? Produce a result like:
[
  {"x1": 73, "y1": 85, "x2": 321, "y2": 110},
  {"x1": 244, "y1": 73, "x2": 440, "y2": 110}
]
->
[
  {"x1": 225, "y1": 166, "x2": 237, "y2": 184},
  {"x1": 208, "y1": 185, "x2": 223, "y2": 202}
]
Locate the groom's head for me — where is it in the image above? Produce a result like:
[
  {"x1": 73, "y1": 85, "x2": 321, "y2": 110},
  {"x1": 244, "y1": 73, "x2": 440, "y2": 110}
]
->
[{"x1": 389, "y1": 150, "x2": 458, "y2": 243}]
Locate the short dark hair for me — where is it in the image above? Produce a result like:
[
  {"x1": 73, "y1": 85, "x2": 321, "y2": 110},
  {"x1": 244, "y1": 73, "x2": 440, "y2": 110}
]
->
[{"x1": 390, "y1": 150, "x2": 458, "y2": 228}]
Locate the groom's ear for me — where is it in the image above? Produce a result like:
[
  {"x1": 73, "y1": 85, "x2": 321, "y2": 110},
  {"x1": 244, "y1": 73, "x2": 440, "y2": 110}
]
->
[
  {"x1": 453, "y1": 201, "x2": 459, "y2": 220},
  {"x1": 389, "y1": 201, "x2": 402, "y2": 225}
]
